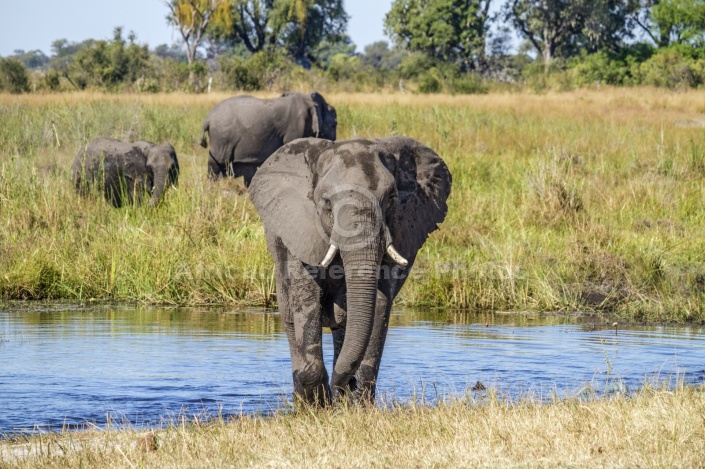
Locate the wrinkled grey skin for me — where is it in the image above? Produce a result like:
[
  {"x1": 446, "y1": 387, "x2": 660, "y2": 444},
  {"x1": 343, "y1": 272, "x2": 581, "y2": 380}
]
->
[
  {"x1": 71, "y1": 137, "x2": 179, "y2": 208},
  {"x1": 249, "y1": 136, "x2": 452, "y2": 406},
  {"x1": 200, "y1": 91, "x2": 337, "y2": 186}
]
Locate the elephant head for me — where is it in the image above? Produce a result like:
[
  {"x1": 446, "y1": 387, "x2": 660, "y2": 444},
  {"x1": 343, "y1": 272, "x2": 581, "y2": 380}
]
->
[
  {"x1": 249, "y1": 136, "x2": 451, "y2": 397},
  {"x1": 282, "y1": 91, "x2": 337, "y2": 141},
  {"x1": 309, "y1": 92, "x2": 337, "y2": 141},
  {"x1": 135, "y1": 141, "x2": 179, "y2": 207}
]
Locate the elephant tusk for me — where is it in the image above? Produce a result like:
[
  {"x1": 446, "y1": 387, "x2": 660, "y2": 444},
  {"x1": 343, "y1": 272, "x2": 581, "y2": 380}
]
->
[
  {"x1": 386, "y1": 245, "x2": 408, "y2": 267},
  {"x1": 321, "y1": 244, "x2": 338, "y2": 268}
]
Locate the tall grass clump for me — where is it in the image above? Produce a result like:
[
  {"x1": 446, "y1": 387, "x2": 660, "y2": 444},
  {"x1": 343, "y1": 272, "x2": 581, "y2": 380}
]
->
[{"x1": 1, "y1": 89, "x2": 705, "y2": 321}]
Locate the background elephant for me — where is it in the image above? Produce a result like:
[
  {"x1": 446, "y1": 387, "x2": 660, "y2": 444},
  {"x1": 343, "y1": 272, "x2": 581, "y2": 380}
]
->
[
  {"x1": 71, "y1": 137, "x2": 179, "y2": 208},
  {"x1": 249, "y1": 136, "x2": 452, "y2": 405},
  {"x1": 200, "y1": 91, "x2": 337, "y2": 186}
]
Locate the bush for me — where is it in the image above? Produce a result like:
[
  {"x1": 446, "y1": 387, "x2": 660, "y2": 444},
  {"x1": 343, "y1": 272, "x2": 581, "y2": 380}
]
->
[
  {"x1": 327, "y1": 53, "x2": 364, "y2": 81},
  {"x1": 634, "y1": 48, "x2": 705, "y2": 89},
  {"x1": 0, "y1": 58, "x2": 31, "y2": 93},
  {"x1": 188, "y1": 61, "x2": 209, "y2": 92},
  {"x1": 570, "y1": 51, "x2": 629, "y2": 86},
  {"x1": 220, "y1": 50, "x2": 291, "y2": 91},
  {"x1": 399, "y1": 52, "x2": 436, "y2": 80},
  {"x1": 220, "y1": 55, "x2": 261, "y2": 91},
  {"x1": 449, "y1": 74, "x2": 488, "y2": 94},
  {"x1": 417, "y1": 70, "x2": 442, "y2": 93},
  {"x1": 45, "y1": 70, "x2": 61, "y2": 91},
  {"x1": 152, "y1": 57, "x2": 190, "y2": 92},
  {"x1": 521, "y1": 59, "x2": 574, "y2": 92}
]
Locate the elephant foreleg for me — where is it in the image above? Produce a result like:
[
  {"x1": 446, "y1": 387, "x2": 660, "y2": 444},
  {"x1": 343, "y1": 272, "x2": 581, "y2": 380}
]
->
[
  {"x1": 233, "y1": 163, "x2": 258, "y2": 188},
  {"x1": 284, "y1": 259, "x2": 330, "y2": 407}
]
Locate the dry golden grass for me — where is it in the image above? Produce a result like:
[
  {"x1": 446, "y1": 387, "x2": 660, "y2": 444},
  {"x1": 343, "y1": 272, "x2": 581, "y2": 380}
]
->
[
  {"x1": 8, "y1": 86, "x2": 705, "y2": 118},
  {"x1": 2, "y1": 386, "x2": 704, "y2": 468}
]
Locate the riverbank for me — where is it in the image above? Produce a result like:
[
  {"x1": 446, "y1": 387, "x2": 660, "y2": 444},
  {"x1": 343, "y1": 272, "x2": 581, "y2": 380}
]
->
[
  {"x1": 2, "y1": 386, "x2": 704, "y2": 468},
  {"x1": 1, "y1": 89, "x2": 704, "y2": 321}
]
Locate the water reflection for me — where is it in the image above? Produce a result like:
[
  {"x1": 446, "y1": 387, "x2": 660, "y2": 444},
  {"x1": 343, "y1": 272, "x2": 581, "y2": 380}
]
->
[{"x1": 1, "y1": 306, "x2": 704, "y2": 433}]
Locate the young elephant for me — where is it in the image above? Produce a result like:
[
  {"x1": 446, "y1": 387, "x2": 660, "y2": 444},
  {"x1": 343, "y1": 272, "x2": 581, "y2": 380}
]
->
[
  {"x1": 200, "y1": 91, "x2": 337, "y2": 186},
  {"x1": 249, "y1": 136, "x2": 452, "y2": 406},
  {"x1": 71, "y1": 137, "x2": 179, "y2": 208}
]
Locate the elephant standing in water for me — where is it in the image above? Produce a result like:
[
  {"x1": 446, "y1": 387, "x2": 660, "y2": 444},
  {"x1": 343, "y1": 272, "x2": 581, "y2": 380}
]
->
[
  {"x1": 71, "y1": 137, "x2": 179, "y2": 208},
  {"x1": 200, "y1": 91, "x2": 337, "y2": 186},
  {"x1": 249, "y1": 136, "x2": 452, "y2": 405}
]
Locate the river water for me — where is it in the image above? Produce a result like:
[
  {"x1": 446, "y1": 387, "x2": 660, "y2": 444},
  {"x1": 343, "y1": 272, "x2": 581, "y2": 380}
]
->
[{"x1": 1, "y1": 306, "x2": 704, "y2": 433}]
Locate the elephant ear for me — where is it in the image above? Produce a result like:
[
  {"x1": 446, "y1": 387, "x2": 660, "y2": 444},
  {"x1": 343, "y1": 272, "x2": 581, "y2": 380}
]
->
[
  {"x1": 376, "y1": 136, "x2": 452, "y2": 260},
  {"x1": 249, "y1": 138, "x2": 333, "y2": 266},
  {"x1": 309, "y1": 92, "x2": 326, "y2": 137}
]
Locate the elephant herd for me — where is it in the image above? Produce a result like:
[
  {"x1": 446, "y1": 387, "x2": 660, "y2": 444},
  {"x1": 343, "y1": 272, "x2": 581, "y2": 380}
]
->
[{"x1": 70, "y1": 91, "x2": 453, "y2": 406}]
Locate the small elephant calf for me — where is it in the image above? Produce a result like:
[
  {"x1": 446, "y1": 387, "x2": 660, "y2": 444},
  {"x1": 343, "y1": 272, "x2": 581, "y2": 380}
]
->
[{"x1": 71, "y1": 137, "x2": 179, "y2": 207}]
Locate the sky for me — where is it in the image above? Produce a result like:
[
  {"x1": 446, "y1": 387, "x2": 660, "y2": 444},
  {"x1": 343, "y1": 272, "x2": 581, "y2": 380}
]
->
[{"x1": 0, "y1": 0, "x2": 394, "y2": 57}]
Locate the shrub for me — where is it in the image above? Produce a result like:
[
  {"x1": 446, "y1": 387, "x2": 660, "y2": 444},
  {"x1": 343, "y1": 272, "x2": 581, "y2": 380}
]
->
[
  {"x1": 220, "y1": 55, "x2": 261, "y2": 91},
  {"x1": 44, "y1": 70, "x2": 61, "y2": 91},
  {"x1": 570, "y1": 51, "x2": 629, "y2": 86},
  {"x1": 0, "y1": 58, "x2": 31, "y2": 93},
  {"x1": 220, "y1": 50, "x2": 291, "y2": 91},
  {"x1": 327, "y1": 53, "x2": 364, "y2": 81},
  {"x1": 521, "y1": 59, "x2": 574, "y2": 92},
  {"x1": 634, "y1": 48, "x2": 705, "y2": 89},
  {"x1": 418, "y1": 70, "x2": 442, "y2": 93},
  {"x1": 448, "y1": 73, "x2": 488, "y2": 94}
]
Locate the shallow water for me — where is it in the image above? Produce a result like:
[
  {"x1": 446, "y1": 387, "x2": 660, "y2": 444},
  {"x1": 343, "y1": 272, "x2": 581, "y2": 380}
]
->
[{"x1": 1, "y1": 306, "x2": 704, "y2": 433}]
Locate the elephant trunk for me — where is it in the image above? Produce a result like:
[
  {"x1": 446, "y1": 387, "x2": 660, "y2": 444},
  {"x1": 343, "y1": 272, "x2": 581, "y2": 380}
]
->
[
  {"x1": 149, "y1": 166, "x2": 168, "y2": 208},
  {"x1": 330, "y1": 247, "x2": 380, "y2": 398}
]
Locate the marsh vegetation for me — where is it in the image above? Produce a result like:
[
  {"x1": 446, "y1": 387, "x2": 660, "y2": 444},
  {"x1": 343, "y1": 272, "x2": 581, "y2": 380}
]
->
[{"x1": 1, "y1": 89, "x2": 705, "y2": 322}]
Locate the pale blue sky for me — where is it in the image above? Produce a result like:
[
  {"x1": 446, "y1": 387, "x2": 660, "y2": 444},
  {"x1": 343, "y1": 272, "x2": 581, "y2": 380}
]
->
[{"x1": 0, "y1": 0, "x2": 393, "y2": 57}]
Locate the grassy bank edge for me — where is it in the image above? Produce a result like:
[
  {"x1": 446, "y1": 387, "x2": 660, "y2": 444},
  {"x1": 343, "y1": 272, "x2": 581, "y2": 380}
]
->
[{"x1": 1, "y1": 384, "x2": 704, "y2": 468}]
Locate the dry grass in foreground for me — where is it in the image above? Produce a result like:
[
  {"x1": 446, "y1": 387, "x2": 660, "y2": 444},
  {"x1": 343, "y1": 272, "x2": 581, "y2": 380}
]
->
[{"x1": 2, "y1": 386, "x2": 704, "y2": 468}]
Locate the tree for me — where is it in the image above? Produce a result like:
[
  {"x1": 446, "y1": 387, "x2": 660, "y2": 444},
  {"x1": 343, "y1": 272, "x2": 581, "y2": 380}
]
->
[
  {"x1": 580, "y1": 0, "x2": 641, "y2": 54},
  {"x1": 48, "y1": 38, "x2": 95, "y2": 89},
  {"x1": 154, "y1": 43, "x2": 189, "y2": 62},
  {"x1": 11, "y1": 49, "x2": 50, "y2": 69},
  {"x1": 634, "y1": 0, "x2": 705, "y2": 47},
  {"x1": 278, "y1": 0, "x2": 347, "y2": 64},
  {"x1": 507, "y1": 0, "x2": 638, "y2": 63},
  {"x1": 71, "y1": 28, "x2": 151, "y2": 89},
  {"x1": 385, "y1": 0, "x2": 494, "y2": 72},
  {"x1": 213, "y1": 0, "x2": 347, "y2": 64},
  {"x1": 166, "y1": 0, "x2": 231, "y2": 67},
  {"x1": 361, "y1": 41, "x2": 407, "y2": 71}
]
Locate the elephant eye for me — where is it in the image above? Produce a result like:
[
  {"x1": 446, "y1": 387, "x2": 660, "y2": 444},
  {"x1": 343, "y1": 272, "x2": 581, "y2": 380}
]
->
[{"x1": 323, "y1": 198, "x2": 332, "y2": 211}]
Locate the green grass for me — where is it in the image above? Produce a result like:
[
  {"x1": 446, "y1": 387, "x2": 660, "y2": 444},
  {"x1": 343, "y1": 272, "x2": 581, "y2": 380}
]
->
[{"x1": 1, "y1": 90, "x2": 705, "y2": 321}]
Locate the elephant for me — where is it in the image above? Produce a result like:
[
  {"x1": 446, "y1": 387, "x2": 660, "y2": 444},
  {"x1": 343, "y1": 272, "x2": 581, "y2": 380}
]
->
[
  {"x1": 249, "y1": 136, "x2": 452, "y2": 406},
  {"x1": 71, "y1": 137, "x2": 179, "y2": 208},
  {"x1": 200, "y1": 91, "x2": 337, "y2": 186}
]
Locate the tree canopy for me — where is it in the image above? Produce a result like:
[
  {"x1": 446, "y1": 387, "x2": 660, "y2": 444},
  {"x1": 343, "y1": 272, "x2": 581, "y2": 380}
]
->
[
  {"x1": 635, "y1": 0, "x2": 705, "y2": 47},
  {"x1": 507, "y1": 0, "x2": 640, "y2": 63},
  {"x1": 385, "y1": 0, "x2": 493, "y2": 72},
  {"x1": 166, "y1": 0, "x2": 232, "y2": 64},
  {"x1": 208, "y1": 0, "x2": 347, "y2": 64}
]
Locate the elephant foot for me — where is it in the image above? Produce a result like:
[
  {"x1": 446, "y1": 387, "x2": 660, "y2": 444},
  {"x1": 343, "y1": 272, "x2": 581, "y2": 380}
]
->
[{"x1": 293, "y1": 367, "x2": 331, "y2": 408}]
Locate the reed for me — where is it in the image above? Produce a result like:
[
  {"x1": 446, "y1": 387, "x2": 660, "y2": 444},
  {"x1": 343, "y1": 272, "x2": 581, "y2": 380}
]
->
[{"x1": 1, "y1": 88, "x2": 704, "y2": 321}]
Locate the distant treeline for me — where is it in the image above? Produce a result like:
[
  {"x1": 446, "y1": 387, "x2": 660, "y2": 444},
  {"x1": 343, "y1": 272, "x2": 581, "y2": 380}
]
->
[{"x1": 4, "y1": 0, "x2": 705, "y2": 94}]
